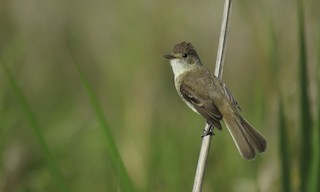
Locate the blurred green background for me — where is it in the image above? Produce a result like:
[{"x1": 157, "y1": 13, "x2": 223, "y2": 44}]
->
[{"x1": 0, "y1": 0, "x2": 319, "y2": 191}]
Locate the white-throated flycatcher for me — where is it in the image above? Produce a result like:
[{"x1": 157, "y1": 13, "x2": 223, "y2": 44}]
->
[{"x1": 164, "y1": 42, "x2": 266, "y2": 160}]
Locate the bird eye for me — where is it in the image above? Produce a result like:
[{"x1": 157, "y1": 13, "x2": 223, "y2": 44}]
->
[{"x1": 182, "y1": 53, "x2": 188, "y2": 58}]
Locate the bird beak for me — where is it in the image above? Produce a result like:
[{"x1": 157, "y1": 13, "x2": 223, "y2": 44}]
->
[{"x1": 163, "y1": 54, "x2": 176, "y2": 59}]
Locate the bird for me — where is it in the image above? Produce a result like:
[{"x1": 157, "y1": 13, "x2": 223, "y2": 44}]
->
[{"x1": 164, "y1": 42, "x2": 267, "y2": 160}]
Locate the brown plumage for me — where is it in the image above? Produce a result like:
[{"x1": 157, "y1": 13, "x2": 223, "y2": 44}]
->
[{"x1": 164, "y1": 42, "x2": 267, "y2": 160}]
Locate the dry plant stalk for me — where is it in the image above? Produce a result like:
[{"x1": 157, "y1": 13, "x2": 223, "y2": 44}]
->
[{"x1": 192, "y1": 0, "x2": 233, "y2": 191}]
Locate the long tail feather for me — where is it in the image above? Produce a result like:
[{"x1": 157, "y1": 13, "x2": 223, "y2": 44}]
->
[{"x1": 223, "y1": 112, "x2": 267, "y2": 160}]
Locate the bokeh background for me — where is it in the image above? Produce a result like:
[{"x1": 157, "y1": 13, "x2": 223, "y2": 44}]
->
[{"x1": 0, "y1": 0, "x2": 319, "y2": 191}]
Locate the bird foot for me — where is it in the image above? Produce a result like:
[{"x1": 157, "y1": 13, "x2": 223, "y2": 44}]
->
[{"x1": 201, "y1": 126, "x2": 214, "y2": 138}]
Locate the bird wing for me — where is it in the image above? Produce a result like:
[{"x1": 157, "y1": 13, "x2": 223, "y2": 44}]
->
[
  {"x1": 180, "y1": 80, "x2": 223, "y2": 130},
  {"x1": 221, "y1": 83, "x2": 241, "y2": 112}
]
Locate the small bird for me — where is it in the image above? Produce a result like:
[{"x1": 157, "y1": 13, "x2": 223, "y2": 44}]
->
[{"x1": 164, "y1": 42, "x2": 267, "y2": 160}]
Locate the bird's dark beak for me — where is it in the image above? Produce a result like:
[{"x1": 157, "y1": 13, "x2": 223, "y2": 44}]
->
[{"x1": 164, "y1": 54, "x2": 176, "y2": 59}]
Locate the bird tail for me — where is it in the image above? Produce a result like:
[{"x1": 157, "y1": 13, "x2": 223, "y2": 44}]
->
[{"x1": 223, "y1": 111, "x2": 267, "y2": 160}]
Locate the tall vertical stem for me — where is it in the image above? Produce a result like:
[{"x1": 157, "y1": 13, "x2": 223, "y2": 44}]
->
[{"x1": 192, "y1": 0, "x2": 232, "y2": 191}]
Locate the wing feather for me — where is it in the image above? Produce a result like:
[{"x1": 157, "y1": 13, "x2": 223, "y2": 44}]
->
[{"x1": 180, "y1": 82, "x2": 223, "y2": 130}]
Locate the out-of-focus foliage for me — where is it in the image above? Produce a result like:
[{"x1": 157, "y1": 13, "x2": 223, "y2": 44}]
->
[{"x1": 0, "y1": 0, "x2": 319, "y2": 191}]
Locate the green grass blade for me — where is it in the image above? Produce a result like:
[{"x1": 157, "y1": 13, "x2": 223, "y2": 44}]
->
[
  {"x1": 1, "y1": 62, "x2": 68, "y2": 192},
  {"x1": 316, "y1": 4, "x2": 320, "y2": 191},
  {"x1": 296, "y1": 0, "x2": 313, "y2": 191},
  {"x1": 317, "y1": 21, "x2": 320, "y2": 192},
  {"x1": 308, "y1": 49, "x2": 320, "y2": 192},
  {"x1": 66, "y1": 39, "x2": 136, "y2": 192},
  {"x1": 316, "y1": 81, "x2": 320, "y2": 192},
  {"x1": 309, "y1": 82, "x2": 320, "y2": 191},
  {"x1": 310, "y1": 8, "x2": 320, "y2": 191},
  {"x1": 278, "y1": 99, "x2": 292, "y2": 192}
]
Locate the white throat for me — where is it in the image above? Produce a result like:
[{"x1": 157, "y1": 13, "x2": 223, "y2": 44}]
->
[{"x1": 170, "y1": 59, "x2": 190, "y2": 78}]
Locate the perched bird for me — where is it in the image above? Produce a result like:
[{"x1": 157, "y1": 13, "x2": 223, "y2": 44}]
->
[{"x1": 164, "y1": 42, "x2": 267, "y2": 160}]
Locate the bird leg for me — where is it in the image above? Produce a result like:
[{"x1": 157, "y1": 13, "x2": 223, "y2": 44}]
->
[{"x1": 201, "y1": 123, "x2": 215, "y2": 138}]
